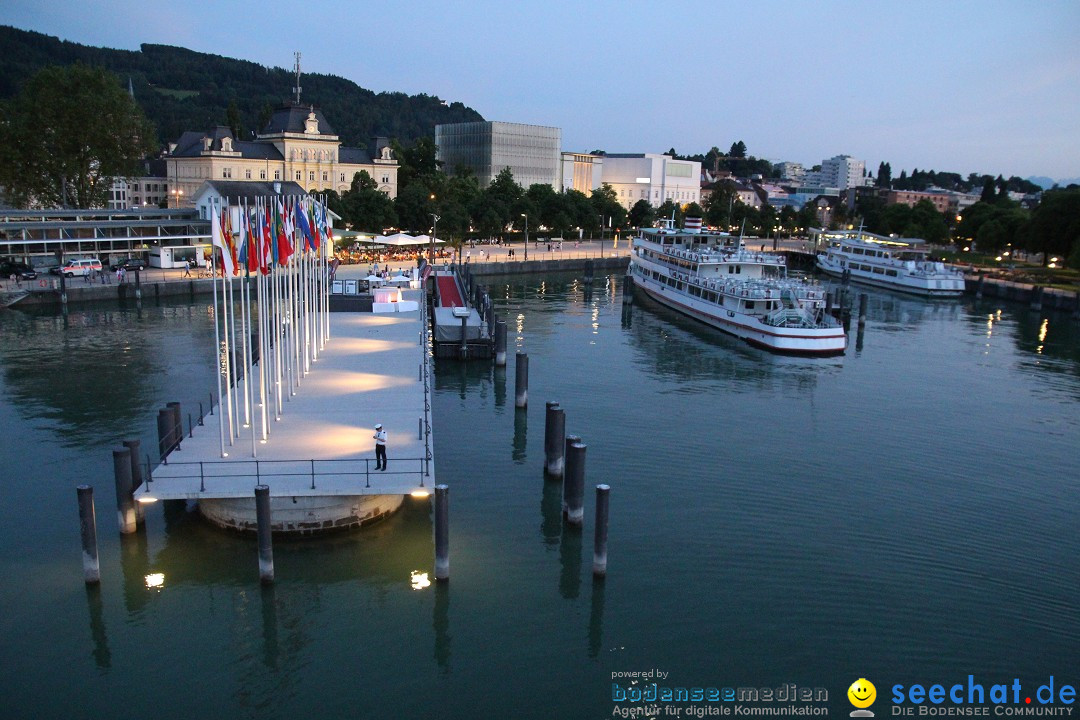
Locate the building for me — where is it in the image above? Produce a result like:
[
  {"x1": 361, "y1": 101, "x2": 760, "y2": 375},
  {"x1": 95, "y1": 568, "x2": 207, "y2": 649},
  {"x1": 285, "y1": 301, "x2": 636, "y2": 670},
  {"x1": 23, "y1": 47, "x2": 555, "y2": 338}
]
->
[
  {"x1": 191, "y1": 180, "x2": 309, "y2": 221},
  {"x1": 819, "y1": 155, "x2": 868, "y2": 191},
  {"x1": 600, "y1": 153, "x2": 701, "y2": 211},
  {"x1": 435, "y1": 121, "x2": 561, "y2": 189},
  {"x1": 560, "y1": 152, "x2": 604, "y2": 195},
  {"x1": 165, "y1": 104, "x2": 398, "y2": 208},
  {"x1": 777, "y1": 162, "x2": 805, "y2": 183},
  {"x1": 884, "y1": 189, "x2": 951, "y2": 214},
  {"x1": 108, "y1": 177, "x2": 170, "y2": 210}
]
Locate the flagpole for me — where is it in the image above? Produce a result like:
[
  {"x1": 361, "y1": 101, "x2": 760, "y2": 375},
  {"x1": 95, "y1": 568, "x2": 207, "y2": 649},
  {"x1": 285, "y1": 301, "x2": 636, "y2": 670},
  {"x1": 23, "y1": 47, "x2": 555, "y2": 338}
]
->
[
  {"x1": 256, "y1": 197, "x2": 268, "y2": 442},
  {"x1": 239, "y1": 200, "x2": 251, "y2": 432},
  {"x1": 243, "y1": 198, "x2": 256, "y2": 457},
  {"x1": 222, "y1": 198, "x2": 235, "y2": 446},
  {"x1": 211, "y1": 200, "x2": 227, "y2": 458}
]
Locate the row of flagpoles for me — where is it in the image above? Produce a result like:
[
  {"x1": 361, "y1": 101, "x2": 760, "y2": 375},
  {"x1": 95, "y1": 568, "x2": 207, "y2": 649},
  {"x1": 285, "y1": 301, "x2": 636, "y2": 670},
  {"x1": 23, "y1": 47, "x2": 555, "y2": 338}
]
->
[{"x1": 209, "y1": 193, "x2": 333, "y2": 458}]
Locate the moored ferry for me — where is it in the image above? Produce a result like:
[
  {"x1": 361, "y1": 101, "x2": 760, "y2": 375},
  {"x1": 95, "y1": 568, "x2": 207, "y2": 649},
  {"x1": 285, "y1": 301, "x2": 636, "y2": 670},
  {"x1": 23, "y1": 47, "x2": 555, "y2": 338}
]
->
[
  {"x1": 814, "y1": 229, "x2": 965, "y2": 297},
  {"x1": 629, "y1": 220, "x2": 846, "y2": 356}
]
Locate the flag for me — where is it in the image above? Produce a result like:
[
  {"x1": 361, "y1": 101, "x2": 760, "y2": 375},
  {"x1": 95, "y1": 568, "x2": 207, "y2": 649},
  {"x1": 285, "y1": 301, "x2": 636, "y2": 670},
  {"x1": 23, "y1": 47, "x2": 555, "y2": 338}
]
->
[
  {"x1": 308, "y1": 200, "x2": 320, "y2": 251},
  {"x1": 317, "y1": 200, "x2": 332, "y2": 247},
  {"x1": 213, "y1": 201, "x2": 237, "y2": 276},
  {"x1": 296, "y1": 197, "x2": 315, "y2": 251},
  {"x1": 275, "y1": 198, "x2": 293, "y2": 266},
  {"x1": 260, "y1": 203, "x2": 273, "y2": 275},
  {"x1": 243, "y1": 204, "x2": 259, "y2": 272}
]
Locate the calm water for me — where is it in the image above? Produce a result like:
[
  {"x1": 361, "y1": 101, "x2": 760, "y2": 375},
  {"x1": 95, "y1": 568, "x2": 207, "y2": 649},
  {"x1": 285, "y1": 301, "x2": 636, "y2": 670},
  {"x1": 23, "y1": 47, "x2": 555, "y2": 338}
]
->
[{"x1": 0, "y1": 278, "x2": 1078, "y2": 718}]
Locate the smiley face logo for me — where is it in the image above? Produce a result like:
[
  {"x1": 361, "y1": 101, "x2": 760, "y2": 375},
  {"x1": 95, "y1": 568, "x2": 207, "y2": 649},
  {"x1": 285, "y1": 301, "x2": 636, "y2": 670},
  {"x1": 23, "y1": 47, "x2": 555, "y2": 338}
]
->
[{"x1": 848, "y1": 678, "x2": 876, "y2": 709}]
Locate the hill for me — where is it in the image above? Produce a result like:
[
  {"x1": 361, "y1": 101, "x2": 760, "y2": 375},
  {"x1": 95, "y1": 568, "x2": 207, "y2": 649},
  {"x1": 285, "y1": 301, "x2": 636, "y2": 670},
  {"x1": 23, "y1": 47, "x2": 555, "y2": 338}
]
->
[{"x1": 0, "y1": 26, "x2": 484, "y2": 151}]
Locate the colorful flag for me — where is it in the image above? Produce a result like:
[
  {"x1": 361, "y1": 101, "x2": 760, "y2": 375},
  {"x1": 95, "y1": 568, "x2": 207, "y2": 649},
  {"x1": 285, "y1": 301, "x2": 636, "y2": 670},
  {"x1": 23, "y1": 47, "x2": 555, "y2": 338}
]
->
[
  {"x1": 296, "y1": 197, "x2": 315, "y2": 251},
  {"x1": 260, "y1": 203, "x2": 273, "y2": 275},
  {"x1": 275, "y1": 198, "x2": 293, "y2": 266},
  {"x1": 243, "y1": 204, "x2": 259, "y2": 272},
  {"x1": 213, "y1": 201, "x2": 237, "y2": 276}
]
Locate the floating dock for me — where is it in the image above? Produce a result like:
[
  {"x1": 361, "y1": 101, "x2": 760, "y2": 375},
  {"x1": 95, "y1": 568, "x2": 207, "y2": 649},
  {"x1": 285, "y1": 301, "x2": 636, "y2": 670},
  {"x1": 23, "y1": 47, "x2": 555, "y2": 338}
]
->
[{"x1": 430, "y1": 268, "x2": 494, "y2": 359}]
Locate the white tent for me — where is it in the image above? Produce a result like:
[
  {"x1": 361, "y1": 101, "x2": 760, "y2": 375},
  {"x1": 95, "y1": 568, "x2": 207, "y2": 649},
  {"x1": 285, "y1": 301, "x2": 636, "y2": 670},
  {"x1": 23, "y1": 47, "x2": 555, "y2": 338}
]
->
[{"x1": 371, "y1": 233, "x2": 443, "y2": 247}]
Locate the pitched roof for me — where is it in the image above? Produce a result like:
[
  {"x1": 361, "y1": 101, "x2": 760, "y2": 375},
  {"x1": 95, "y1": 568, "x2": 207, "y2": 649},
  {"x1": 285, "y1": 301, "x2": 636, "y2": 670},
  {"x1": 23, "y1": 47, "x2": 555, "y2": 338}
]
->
[
  {"x1": 339, "y1": 146, "x2": 374, "y2": 164},
  {"x1": 261, "y1": 104, "x2": 336, "y2": 136},
  {"x1": 196, "y1": 181, "x2": 308, "y2": 204},
  {"x1": 169, "y1": 129, "x2": 285, "y2": 161}
]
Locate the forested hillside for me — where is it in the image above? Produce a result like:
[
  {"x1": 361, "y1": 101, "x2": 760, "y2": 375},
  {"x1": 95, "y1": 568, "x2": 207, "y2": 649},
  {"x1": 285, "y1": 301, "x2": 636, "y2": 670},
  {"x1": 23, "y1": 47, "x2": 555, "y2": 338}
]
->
[{"x1": 0, "y1": 26, "x2": 483, "y2": 150}]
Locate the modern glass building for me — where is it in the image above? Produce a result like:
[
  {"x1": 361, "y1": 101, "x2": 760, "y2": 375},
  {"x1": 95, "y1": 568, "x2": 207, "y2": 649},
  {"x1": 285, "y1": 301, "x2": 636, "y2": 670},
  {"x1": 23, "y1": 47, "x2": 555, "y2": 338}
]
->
[{"x1": 435, "y1": 121, "x2": 561, "y2": 188}]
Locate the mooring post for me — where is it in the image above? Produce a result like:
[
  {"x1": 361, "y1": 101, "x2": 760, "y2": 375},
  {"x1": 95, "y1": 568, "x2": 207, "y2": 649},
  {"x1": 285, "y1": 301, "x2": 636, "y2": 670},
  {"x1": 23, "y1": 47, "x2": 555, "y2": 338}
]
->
[
  {"x1": 592, "y1": 484, "x2": 610, "y2": 577},
  {"x1": 134, "y1": 268, "x2": 142, "y2": 299},
  {"x1": 858, "y1": 293, "x2": 868, "y2": 326},
  {"x1": 156, "y1": 409, "x2": 172, "y2": 461},
  {"x1": 544, "y1": 401, "x2": 566, "y2": 478},
  {"x1": 623, "y1": 270, "x2": 634, "y2": 305},
  {"x1": 976, "y1": 274, "x2": 985, "y2": 299},
  {"x1": 515, "y1": 352, "x2": 529, "y2": 408},
  {"x1": 1031, "y1": 285, "x2": 1043, "y2": 311},
  {"x1": 495, "y1": 320, "x2": 507, "y2": 366},
  {"x1": 460, "y1": 314, "x2": 468, "y2": 359},
  {"x1": 77, "y1": 485, "x2": 100, "y2": 584},
  {"x1": 564, "y1": 441, "x2": 586, "y2": 526},
  {"x1": 434, "y1": 484, "x2": 450, "y2": 582},
  {"x1": 255, "y1": 485, "x2": 274, "y2": 583},
  {"x1": 167, "y1": 402, "x2": 182, "y2": 451},
  {"x1": 123, "y1": 439, "x2": 144, "y2": 525},
  {"x1": 113, "y1": 447, "x2": 137, "y2": 534}
]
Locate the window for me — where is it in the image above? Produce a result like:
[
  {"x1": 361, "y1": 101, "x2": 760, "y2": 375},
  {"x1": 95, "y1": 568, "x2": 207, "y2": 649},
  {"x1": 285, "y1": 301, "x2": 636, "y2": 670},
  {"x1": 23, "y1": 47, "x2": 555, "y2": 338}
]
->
[
  {"x1": 322, "y1": 172, "x2": 328, "y2": 181},
  {"x1": 382, "y1": 175, "x2": 390, "y2": 183},
  {"x1": 245, "y1": 169, "x2": 252, "y2": 179},
  {"x1": 260, "y1": 170, "x2": 266, "y2": 180},
  {"x1": 308, "y1": 171, "x2": 315, "y2": 181},
  {"x1": 296, "y1": 171, "x2": 302, "y2": 181},
  {"x1": 274, "y1": 170, "x2": 281, "y2": 180},
  {"x1": 222, "y1": 167, "x2": 232, "y2": 179},
  {"x1": 340, "y1": 173, "x2": 345, "y2": 183}
]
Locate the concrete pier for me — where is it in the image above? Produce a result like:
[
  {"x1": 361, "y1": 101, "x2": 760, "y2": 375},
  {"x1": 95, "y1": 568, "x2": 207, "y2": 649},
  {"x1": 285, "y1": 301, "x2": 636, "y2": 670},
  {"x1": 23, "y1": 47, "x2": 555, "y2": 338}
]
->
[
  {"x1": 592, "y1": 484, "x2": 610, "y2": 577},
  {"x1": 515, "y1": 352, "x2": 529, "y2": 408},
  {"x1": 434, "y1": 484, "x2": 449, "y2": 581},
  {"x1": 544, "y1": 401, "x2": 566, "y2": 478},
  {"x1": 255, "y1": 485, "x2": 274, "y2": 583},
  {"x1": 77, "y1": 485, "x2": 100, "y2": 584},
  {"x1": 133, "y1": 284, "x2": 436, "y2": 535},
  {"x1": 113, "y1": 448, "x2": 137, "y2": 534},
  {"x1": 564, "y1": 442, "x2": 586, "y2": 526},
  {"x1": 494, "y1": 320, "x2": 507, "y2": 366}
]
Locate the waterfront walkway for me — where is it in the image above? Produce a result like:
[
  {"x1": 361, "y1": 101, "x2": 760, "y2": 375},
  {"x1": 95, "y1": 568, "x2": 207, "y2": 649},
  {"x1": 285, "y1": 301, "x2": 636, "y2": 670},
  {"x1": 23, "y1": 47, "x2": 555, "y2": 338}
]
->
[{"x1": 137, "y1": 278, "x2": 434, "y2": 501}]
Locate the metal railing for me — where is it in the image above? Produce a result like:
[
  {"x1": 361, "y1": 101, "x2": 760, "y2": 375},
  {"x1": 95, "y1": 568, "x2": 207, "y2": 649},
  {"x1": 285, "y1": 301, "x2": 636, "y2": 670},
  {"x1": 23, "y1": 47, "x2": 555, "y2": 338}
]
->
[{"x1": 143, "y1": 457, "x2": 430, "y2": 494}]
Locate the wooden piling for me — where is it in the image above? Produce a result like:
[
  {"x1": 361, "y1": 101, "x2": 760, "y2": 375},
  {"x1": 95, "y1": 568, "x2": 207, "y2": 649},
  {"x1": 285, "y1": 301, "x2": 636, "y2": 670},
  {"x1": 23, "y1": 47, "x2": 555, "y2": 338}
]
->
[
  {"x1": 564, "y1": 442, "x2": 586, "y2": 526},
  {"x1": 544, "y1": 402, "x2": 566, "y2": 478},
  {"x1": 592, "y1": 484, "x2": 610, "y2": 577},
  {"x1": 515, "y1": 352, "x2": 529, "y2": 408},
  {"x1": 113, "y1": 447, "x2": 137, "y2": 534},
  {"x1": 495, "y1": 320, "x2": 507, "y2": 366},
  {"x1": 77, "y1": 485, "x2": 100, "y2": 584},
  {"x1": 255, "y1": 485, "x2": 274, "y2": 583}
]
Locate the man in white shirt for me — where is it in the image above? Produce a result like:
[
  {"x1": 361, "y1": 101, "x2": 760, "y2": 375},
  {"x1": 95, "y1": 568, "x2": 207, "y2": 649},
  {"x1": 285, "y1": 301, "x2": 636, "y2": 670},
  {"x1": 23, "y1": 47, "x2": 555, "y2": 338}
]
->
[{"x1": 373, "y1": 424, "x2": 387, "y2": 470}]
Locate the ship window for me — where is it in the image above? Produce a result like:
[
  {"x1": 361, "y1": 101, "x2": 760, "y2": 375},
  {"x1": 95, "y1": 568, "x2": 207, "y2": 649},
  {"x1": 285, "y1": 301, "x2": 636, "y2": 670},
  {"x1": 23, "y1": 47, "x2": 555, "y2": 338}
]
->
[
  {"x1": 745, "y1": 301, "x2": 755, "y2": 309},
  {"x1": 886, "y1": 269, "x2": 897, "y2": 277},
  {"x1": 873, "y1": 267, "x2": 885, "y2": 274},
  {"x1": 852, "y1": 247, "x2": 864, "y2": 254}
]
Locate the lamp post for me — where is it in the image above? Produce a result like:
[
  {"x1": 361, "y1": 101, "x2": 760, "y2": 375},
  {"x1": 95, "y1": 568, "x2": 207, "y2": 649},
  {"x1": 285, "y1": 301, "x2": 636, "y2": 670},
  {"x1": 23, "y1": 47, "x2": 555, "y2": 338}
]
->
[
  {"x1": 431, "y1": 213, "x2": 440, "y2": 266},
  {"x1": 521, "y1": 213, "x2": 528, "y2": 262},
  {"x1": 170, "y1": 188, "x2": 184, "y2": 208}
]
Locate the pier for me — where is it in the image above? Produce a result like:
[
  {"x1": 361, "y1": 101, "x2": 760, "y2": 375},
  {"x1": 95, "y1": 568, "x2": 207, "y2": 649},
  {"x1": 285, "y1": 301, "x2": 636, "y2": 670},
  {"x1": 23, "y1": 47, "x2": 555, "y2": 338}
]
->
[{"x1": 135, "y1": 274, "x2": 435, "y2": 533}]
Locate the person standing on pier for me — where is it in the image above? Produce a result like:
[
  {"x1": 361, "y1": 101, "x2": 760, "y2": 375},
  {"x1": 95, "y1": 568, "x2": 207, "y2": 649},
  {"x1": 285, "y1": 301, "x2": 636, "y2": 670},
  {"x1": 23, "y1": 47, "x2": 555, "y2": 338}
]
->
[{"x1": 373, "y1": 424, "x2": 387, "y2": 471}]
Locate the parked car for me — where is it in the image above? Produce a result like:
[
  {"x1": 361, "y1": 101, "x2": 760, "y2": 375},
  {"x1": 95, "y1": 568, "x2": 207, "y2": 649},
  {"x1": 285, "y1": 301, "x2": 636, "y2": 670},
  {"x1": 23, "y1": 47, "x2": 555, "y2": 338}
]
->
[
  {"x1": 53, "y1": 258, "x2": 103, "y2": 277},
  {"x1": 0, "y1": 261, "x2": 37, "y2": 280},
  {"x1": 110, "y1": 257, "x2": 146, "y2": 271}
]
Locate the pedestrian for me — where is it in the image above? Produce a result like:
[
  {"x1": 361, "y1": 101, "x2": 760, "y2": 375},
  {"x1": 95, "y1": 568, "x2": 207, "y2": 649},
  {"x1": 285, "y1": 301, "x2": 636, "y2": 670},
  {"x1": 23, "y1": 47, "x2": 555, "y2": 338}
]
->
[
  {"x1": 373, "y1": 423, "x2": 387, "y2": 471},
  {"x1": 183, "y1": 259, "x2": 192, "y2": 278}
]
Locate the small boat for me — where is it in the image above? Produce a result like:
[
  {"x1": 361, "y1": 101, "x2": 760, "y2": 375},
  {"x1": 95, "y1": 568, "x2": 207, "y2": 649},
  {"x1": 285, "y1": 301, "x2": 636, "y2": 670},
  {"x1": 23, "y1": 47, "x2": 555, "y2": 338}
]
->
[
  {"x1": 815, "y1": 230, "x2": 965, "y2": 297},
  {"x1": 629, "y1": 220, "x2": 846, "y2": 356}
]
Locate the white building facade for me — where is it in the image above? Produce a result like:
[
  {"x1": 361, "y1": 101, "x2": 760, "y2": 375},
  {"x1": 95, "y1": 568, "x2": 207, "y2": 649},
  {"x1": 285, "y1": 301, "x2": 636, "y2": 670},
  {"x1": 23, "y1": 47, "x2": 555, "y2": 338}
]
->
[
  {"x1": 819, "y1": 155, "x2": 867, "y2": 191},
  {"x1": 560, "y1": 152, "x2": 604, "y2": 195},
  {"x1": 600, "y1": 153, "x2": 702, "y2": 211}
]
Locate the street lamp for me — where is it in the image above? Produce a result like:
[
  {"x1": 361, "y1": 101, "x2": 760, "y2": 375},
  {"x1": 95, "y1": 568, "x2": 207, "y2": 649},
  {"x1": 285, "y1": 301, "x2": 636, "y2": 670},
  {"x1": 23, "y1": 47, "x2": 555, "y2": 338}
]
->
[
  {"x1": 431, "y1": 213, "x2": 440, "y2": 266},
  {"x1": 521, "y1": 213, "x2": 528, "y2": 262},
  {"x1": 170, "y1": 188, "x2": 184, "y2": 208}
]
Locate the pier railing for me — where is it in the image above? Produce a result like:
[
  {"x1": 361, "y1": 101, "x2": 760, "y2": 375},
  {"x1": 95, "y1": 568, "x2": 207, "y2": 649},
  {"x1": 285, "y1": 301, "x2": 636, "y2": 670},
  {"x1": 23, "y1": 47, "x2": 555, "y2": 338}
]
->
[{"x1": 145, "y1": 457, "x2": 431, "y2": 495}]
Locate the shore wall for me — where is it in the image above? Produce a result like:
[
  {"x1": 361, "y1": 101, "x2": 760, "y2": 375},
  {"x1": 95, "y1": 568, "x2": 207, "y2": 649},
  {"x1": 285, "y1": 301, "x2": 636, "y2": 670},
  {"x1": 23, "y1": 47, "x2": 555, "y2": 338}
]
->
[
  {"x1": 199, "y1": 494, "x2": 405, "y2": 535},
  {"x1": 467, "y1": 256, "x2": 629, "y2": 277},
  {"x1": 965, "y1": 276, "x2": 1080, "y2": 311},
  {"x1": 13, "y1": 276, "x2": 225, "y2": 307}
]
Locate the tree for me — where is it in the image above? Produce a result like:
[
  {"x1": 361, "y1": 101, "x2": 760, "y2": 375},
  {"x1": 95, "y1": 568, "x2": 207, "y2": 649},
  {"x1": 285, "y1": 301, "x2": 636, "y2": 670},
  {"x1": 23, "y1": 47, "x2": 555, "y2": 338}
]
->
[
  {"x1": 1024, "y1": 189, "x2": 1080, "y2": 265},
  {"x1": 656, "y1": 199, "x2": 683, "y2": 227},
  {"x1": 589, "y1": 183, "x2": 627, "y2": 232},
  {"x1": 628, "y1": 199, "x2": 655, "y2": 228},
  {"x1": 0, "y1": 64, "x2": 158, "y2": 208},
  {"x1": 980, "y1": 177, "x2": 997, "y2": 203},
  {"x1": 339, "y1": 171, "x2": 396, "y2": 232},
  {"x1": 226, "y1": 99, "x2": 244, "y2": 139},
  {"x1": 876, "y1": 161, "x2": 892, "y2": 188},
  {"x1": 728, "y1": 141, "x2": 747, "y2": 158}
]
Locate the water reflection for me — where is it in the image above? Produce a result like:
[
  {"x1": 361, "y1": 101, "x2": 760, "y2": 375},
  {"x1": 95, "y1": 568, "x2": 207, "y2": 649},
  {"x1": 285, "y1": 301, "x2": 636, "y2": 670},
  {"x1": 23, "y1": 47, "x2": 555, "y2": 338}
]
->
[
  {"x1": 558, "y1": 523, "x2": 582, "y2": 600},
  {"x1": 587, "y1": 577, "x2": 605, "y2": 659},
  {"x1": 540, "y1": 477, "x2": 561, "y2": 548},
  {"x1": 260, "y1": 584, "x2": 279, "y2": 670},
  {"x1": 120, "y1": 528, "x2": 151, "y2": 615},
  {"x1": 84, "y1": 584, "x2": 111, "y2": 670},
  {"x1": 512, "y1": 408, "x2": 527, "y2": 464},
  {"x1": 433, "y1": 582, "x2": 451, "y2": 673}
]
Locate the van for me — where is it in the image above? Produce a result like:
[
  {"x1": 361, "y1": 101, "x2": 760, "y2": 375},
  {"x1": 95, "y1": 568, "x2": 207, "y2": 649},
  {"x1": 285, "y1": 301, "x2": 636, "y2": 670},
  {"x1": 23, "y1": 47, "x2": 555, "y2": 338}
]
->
[{"x1": 59, "y1": 258, "x2": 103, "y2": 277}]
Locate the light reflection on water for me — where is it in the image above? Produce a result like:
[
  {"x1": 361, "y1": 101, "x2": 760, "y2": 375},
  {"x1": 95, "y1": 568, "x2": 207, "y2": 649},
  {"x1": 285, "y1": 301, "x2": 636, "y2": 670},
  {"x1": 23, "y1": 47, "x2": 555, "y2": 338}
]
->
[{"x1": 1, "y1": 279, "x2": 1078, "y2": 718}]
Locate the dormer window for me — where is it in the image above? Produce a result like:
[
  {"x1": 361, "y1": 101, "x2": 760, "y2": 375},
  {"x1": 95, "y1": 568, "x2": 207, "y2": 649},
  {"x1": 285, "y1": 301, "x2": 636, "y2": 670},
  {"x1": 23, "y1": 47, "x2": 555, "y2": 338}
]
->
[
  {"x1": 221, "y1": 137, "x2": 233, "y2": 152},
  {"x1": 304, "y1": 110, "x2": 319, "y2": 134}
]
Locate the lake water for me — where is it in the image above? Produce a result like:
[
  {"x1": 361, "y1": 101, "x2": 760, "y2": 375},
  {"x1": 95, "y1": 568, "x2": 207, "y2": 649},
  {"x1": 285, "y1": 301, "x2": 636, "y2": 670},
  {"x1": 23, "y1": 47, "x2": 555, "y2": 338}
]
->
[{"x1": 0, "y1": 275, "x2": 1078, "y2": 718}]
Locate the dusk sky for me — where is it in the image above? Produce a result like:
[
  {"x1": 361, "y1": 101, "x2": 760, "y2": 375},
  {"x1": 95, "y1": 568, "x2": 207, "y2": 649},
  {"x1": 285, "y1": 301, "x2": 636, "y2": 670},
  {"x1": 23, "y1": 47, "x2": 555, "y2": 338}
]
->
[{"x1": 3, "y1": 0, "x2": 1079, "y2": 182}]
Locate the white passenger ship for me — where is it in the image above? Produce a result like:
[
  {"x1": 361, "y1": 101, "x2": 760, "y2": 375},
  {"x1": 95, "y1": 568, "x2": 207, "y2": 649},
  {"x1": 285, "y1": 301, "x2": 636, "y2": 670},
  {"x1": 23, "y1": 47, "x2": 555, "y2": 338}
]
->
[
  {"x1": 629, "y1": 220, "x2": 847, "y2": 356},
  {"x1": 815, "y1": 230, "x2": 965, "y2": 297}
]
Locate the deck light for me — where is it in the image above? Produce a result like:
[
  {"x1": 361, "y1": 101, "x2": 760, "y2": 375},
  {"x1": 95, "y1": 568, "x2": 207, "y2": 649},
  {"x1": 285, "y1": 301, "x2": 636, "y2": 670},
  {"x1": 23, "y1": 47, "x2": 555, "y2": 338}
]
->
[
  {"x1": 410, "y1": 488, "x2": 431, "y2": 498},
  {"x1": 137, "y1": 494, "x2": 159, "y2": 504}
]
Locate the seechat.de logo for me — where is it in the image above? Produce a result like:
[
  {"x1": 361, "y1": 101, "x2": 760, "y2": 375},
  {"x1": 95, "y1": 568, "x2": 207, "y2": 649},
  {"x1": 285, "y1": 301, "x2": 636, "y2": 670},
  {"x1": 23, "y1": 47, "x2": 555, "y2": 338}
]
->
[{"x1": 849, "y1": 678, "x2": 877, "y2": 718}]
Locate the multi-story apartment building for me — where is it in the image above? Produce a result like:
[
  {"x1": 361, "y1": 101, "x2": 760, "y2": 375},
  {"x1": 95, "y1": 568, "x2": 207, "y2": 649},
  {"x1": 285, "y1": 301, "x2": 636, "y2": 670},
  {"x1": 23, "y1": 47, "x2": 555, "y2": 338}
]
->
[{"x1": 600, "y1": 153, "x2": 701, "y2": 211}]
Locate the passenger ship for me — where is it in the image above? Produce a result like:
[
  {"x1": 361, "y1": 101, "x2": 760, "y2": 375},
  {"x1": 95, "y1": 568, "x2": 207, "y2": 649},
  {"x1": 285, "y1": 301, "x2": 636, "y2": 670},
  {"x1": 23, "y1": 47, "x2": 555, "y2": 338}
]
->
[
  {"x1": 815, "y1": 230, "x2": 965, "y2": 297},
  {"x1": 629, "y1": 220, "x2": 847, "y2": 355}
]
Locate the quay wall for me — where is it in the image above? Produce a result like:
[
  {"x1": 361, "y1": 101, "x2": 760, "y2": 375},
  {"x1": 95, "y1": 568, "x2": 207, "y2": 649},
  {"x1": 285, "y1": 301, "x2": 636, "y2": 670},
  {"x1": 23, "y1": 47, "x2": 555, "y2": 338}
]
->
[
  {"x1": 965, "y1": 276, "x2": 1080, "y2": 310},
  {"x1": 467, "y1": 256, "x2": 629, "y2": 277}
]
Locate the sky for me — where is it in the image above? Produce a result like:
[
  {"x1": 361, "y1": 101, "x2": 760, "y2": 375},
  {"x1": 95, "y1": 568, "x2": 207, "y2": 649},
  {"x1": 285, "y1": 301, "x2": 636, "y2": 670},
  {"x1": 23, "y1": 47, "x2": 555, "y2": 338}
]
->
[{"x1": 3, "y1": 0, "x2": 1079, "y2": 183}]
